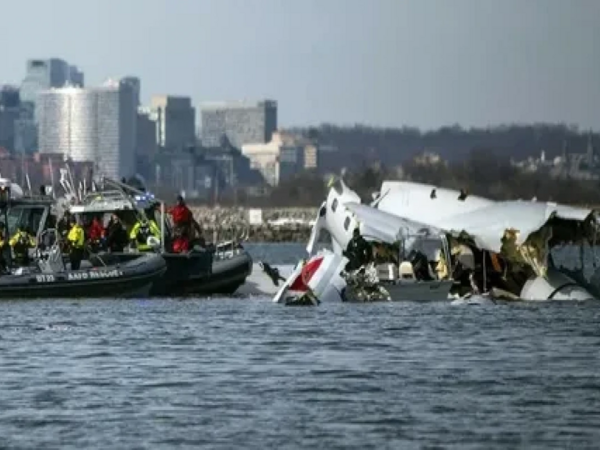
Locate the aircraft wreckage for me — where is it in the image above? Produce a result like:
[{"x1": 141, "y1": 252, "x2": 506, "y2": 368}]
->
[{"x1": 272, "y1": 179, "x2": 600, "y2": 305}]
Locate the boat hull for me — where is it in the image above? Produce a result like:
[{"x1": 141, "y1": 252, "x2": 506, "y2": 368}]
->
[
  {"x1": 384, "y1": 280, "x2": 454, "y2": 301},
  {"x1": 91, "y1": 249, "x2": 253, "y2": 297},
  {"x1": 163, "y1": 251, "x2": 253, "y2": 296},
  {"x1": 0, "y1": 253, "x2": 166, "y2": 299}
]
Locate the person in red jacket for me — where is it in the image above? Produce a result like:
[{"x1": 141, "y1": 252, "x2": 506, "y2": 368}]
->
[
  {"x1": 86, "y1": 215, "x2": 105, "y2": 252},
  {"x1": 172, "y1": 227, "x2": 190, "y2": 253},
  {"x1": 168, "y1": 195, "x2": 203, "y2": 245},
  {"x1": 169, "y1": 195, "x2": 193, "y2": 228},
  {"x1": 88, "y1": 215, "x2": 104, "y2": 240}
]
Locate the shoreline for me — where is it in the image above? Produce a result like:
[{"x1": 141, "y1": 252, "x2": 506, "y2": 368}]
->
[{"x1": 191, "y1": 206, "x2": 319, "y2": 243}]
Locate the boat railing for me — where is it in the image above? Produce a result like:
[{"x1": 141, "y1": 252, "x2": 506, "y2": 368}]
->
[
  {"x1": 211, "y1": 225, "x2": 249, "y2": 259},
  {"x1": 36, "y1": 229, "x2": 66, "y2": 273},
  {"x1": 213, "y1": 240, "x2": 242, "y2": 259},
  {"x1": 19, "y1": 194, "x2": 55, "y2": 203},
  {"x1": 79, "y1": 190, "x2": 135, "y2": 207}
]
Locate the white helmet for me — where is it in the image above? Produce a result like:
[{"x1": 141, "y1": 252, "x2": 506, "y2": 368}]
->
[{"x1": 147, "y1": 236, "x2": 160, "y2": 248}]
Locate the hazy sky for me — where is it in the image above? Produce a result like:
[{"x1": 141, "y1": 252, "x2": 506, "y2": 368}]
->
[{"x1": 3, "y1": 0, "x2": 599, "y2": 130}]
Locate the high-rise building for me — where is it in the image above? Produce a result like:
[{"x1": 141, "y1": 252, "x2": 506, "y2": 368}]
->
[
  {"x1": 16, "y1": 58, "x2": 84, "y2": 154},
  {"x1": 122, "y1": 77, "x2": 140, "y2": 107},
  {"x1": 150, "y1": 95, "x2": 196, "y2": 151},
  {"x1": 0, "y1": 109, "x2": 19, "y2": 151},
  {"x1": 37, "y1": 79, "x2": 137, "y2": 179},
  {"x1": 200, "y1": 100, "x2": 277, "y2": 148},
  {"x1": 20, "y1": 58, "x2": 81, "y2": 105},
  {"x1": 13, "y1": 114, "x2": 37, "y2": 154},
  {"x1": 136, "y1": 107, "x2": 157, "y2": 158},
  {"x1": 0, "y1": 85, "x2": 20, "y2": 151},
  {"x1": 135, "y1": 107, "x2": 158, "y2": 180},
  {"x1": 0, "y1": 85, "x2": 20, "y2": 108}
]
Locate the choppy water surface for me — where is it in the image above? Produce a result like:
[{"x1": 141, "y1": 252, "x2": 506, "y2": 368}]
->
[{"x1": 0, "y1": 244, "x2": 599, "y2": 449}]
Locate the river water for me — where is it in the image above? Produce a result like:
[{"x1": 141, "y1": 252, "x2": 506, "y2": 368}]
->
[{"x1": 1, "y1": 243, "x2": 600, "y2": 449}]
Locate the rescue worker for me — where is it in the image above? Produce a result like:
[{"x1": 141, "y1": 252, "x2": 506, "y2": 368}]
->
[
  {"x1": 105, "y1": 214, "x2": 128, "y2": 253},
  {"x1": 169, "y1": 195, "x2": 193, "y2": 229},
  {"x1": 432, "y1": 249, "x2": 449, "y2": 280},
  {"x1": 169, "y1": 195, "x2": 202, "y2": 240},
  {"x1": 171, "y1": 226, "x2": 190, "y2": 253},
  {"x1": 0, "y1": 222, "x2": 9, "y2": 272},
  {"x1": 129, "y1": 217, "x2": 161, "y2": 252},
  {"x1": 66, "y1": 217, "x2": 85, "y2": 270},
  {"x1": 450, "y1": 243, "x2": 478, "y2": 295},
  {"x1": 344, "y1": 227, "x2": 372, "y2": 271},
  {"x1": 408, "y1": 249, "x2": 434, "y2": 281},
  {"x1": 9, "y1": 226, "x2": 36, "y2": 267},
  {"x1": 87, "y1": 215, "x2": 105, "y2": 252},
  {"x1": 57, "y1": 211, "x2": 71, "y2": 240}
]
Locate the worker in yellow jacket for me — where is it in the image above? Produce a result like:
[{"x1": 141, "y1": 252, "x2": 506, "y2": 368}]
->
[
  {"x1": 129, "y1": 218, "x2": 160, "y2": 252},
  {"x1": 9, "y1": 226, "x2": 36, "y2": 267},
  {"x1": 67, "y1": 217, "x2": 85, "y2": 270}
]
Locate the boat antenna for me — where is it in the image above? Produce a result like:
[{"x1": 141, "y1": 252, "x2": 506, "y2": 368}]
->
[
  {"x1": 2, "y1": 187, "x2": 9, "y2": 237},
  {"x1": 66, "y1": 164, "x2": 78, "y2": 202},
  {"x1": 25, "y1": 173, "x2": 32, "y2": 195},
  {"x1": 48, "y1": 157, "x2": 56, "y2": 199}
]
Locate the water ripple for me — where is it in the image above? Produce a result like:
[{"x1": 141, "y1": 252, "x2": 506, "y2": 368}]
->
[{"x1": 1, "y1": 297, "x2": 600, "y2": 449}]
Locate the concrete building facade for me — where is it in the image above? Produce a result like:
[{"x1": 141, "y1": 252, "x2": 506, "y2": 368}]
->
[
  {"x1": 0, "y1": 86, "x2": 20, "y2": 151},
  {"x1": 201, "y1": 100, "x2": 277, "y2": 148},
  {"x1": 241, "y1": 131, "x2": 317, "y2": 185},
  {"x1": 150, "y1": 95, "x2": 196, "y2": 151},
  {"x1": 37, "y1": 79, "x2": 137, "y2": 179}
]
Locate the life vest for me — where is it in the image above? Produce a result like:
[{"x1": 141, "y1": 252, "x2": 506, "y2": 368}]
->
[
  {"x1": 136, "y1": 223, "x2": 150, "y2": 244},
  {"x1": 88, "y1": 220, "x2": 104, "y2": 241},
  {"x1": 172, "y1": 237, "x2": 189, "y2": 253},
  {"x1": 67, "y1": 225, "x2": 85, "y2": 249},
  {"x1": 12, "y1": 231, "x2": 32, "y2": 256},
  {"x1": 170, "y1": 205, "x2": 192, "y2": 225}
]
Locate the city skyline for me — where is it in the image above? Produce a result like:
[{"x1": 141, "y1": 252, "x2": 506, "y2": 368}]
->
[{"x1": 2, "y1": 0, "x2": 600, "y2": 131}]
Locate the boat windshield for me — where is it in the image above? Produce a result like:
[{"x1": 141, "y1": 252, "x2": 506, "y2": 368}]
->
[
  {"x1": 0, "y1": 205, "x2": 47, "y2": 236},
  {"x1": 411, "y1": 237, "x2": 444, "y2": 261}
]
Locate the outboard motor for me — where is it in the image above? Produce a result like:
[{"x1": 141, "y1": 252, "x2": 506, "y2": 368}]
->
[{"x1": 520, "y1": 268, "x2": 595, "y2": 301}]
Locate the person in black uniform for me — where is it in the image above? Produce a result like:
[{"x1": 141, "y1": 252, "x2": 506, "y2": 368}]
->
[
  {"x1": 344, "y1": 228, "x2": 372, "y2": 271},
  {"x1": 57, "y1": 211, "x2": 71, "y2": 240},
  {"x1": 104, "y1": 214, "x2": 128, "y2": 253},
  {"x1": 0, "y1": 222, "x2": 9, "y2": 272}
]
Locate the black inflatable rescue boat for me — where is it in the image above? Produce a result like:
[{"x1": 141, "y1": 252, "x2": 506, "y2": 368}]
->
[{"x1": 0, "y1": 252, "x2": 166, "y2": 299}]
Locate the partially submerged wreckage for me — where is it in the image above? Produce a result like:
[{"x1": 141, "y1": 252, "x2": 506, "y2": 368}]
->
[{"x1": 273, "y1": 179, "x2": 600, "y2": 305}]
